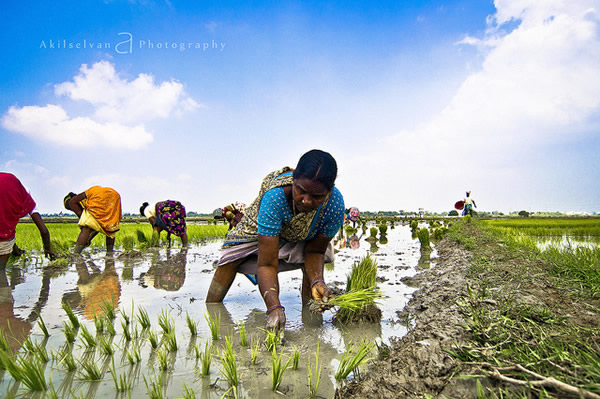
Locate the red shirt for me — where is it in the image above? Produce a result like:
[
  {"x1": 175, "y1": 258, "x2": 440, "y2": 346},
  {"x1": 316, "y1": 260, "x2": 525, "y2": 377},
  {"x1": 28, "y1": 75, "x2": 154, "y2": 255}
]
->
[{"x1": 0, "y1": 173, "x2": 36, "y2": 240}]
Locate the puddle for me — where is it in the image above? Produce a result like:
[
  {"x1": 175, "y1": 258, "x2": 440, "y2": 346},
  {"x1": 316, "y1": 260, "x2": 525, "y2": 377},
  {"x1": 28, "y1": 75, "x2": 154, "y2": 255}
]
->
[{"x1": 0, "y1": 223, "x2": 437, "y2": 398}]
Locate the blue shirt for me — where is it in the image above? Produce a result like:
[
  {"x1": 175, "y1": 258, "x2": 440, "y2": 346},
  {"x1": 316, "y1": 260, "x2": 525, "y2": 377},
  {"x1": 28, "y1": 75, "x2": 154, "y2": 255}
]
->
[{"x1": 257, "y1": 185, "x2": 344, "y2": 239}]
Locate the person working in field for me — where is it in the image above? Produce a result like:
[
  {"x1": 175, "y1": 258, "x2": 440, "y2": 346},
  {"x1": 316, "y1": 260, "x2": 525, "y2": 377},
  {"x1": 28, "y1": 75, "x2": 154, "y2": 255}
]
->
[
  {"x1": 63, "y1": 186, "x2": 122, "y2": 253},
  {"x1": 140, "y1": 201, "x2": 188, "y2": 247},
  {"x1": 206, "y1": 149, "x2": 345, "y2": 331},
  {"x1": 0, "y1": 173, "x2": 55, "y2": 267},
  {"x1": 463, "y1": 191, "x2": 477, "y2": 217}
]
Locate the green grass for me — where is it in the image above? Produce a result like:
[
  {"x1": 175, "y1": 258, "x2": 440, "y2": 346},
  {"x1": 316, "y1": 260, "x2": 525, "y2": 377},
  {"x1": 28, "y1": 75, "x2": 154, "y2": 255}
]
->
[
  {"x1": 482, "y1": 217, "x2": 600, "y2": 237},
  {"x1": 14, "y1": 222, "x2": 228, "y2": 251},
  {"x1": 335, "y1": 340, "x2": 375, "y2": 380}
]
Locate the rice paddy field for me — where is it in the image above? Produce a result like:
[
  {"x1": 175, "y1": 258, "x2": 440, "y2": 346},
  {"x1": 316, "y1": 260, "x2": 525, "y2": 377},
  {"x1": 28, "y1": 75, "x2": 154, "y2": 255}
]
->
[
  {"x1": 0, "y1": 219, "x2": 435, "y2": 398},
  {"x1": 3, "y1": 216, "x2": 599, "y2": 398}
]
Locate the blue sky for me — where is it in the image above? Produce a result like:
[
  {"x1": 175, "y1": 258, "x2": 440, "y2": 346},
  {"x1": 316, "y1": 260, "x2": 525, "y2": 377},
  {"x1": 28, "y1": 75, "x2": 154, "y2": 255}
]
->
[{"x1": 1, "y1": 0, "x2": 599, "y2": 214}]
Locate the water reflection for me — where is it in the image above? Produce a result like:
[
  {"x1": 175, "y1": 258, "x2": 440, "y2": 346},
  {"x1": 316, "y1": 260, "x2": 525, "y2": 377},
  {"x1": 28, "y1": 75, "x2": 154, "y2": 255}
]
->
[
  {"x1": 63, "y1": 253, "x2": 121, "y2": 320},
  {"x1": 139, "y1": 247, "x2": 188, "y2": 291}
]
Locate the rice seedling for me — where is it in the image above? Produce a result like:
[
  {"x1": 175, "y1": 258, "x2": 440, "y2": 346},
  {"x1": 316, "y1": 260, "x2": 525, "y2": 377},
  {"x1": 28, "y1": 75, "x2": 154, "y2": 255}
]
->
[
  {"x1": 97, "y1": 335, "x2": 115, "y2": 356},
  {"x1": 369, "y1": 226, "x2": 378, "y2": 237},
  {"x1": 156, "y1": 347, "x2": 169, "y2": 371},
  {"x1": 57, "y1": 349, "x2": 77, "y2": 372},
  {"x1": 62, "y1": 301, "x2": 80, "y2": 328},
  {"x1": 219, "y1": 336, "x2": 239, "y2": 389},
  {"x1": 291, "y1": 346, "x2": 299, "y2": 370},
  {"x1": 144, "y1": 372, "x2": 165, "y2": 399},
  {"x1": 262, "y1": 328, "x2": 282, "y2": 352},
  {"x1": 0, "y1": 329, "x2": 10, "y2": 352},
  {"x1": 199, "y1": 339, "x2": 212, "y2": 376},
  {"x1": 110, "y1": 366, "x2": 132, "y2": 392},
  {"x1": 121, "y1": 234, "x2": 136, "y2": 250},
  {"x1": 186, "y1": 312, "x2": 198, "y2": 336},
  {"x1": 271, "y1": 347, "x2": 292, "y2": 392},
  {"x1": 121, "y1": 310, "x2": 131, "y2": 327},
  {"x1": 136, "y1": 229, "x2": 149, "y2": 246},
  {"x1": 165, "y1": 329, "x2": 178, "y2": 352},
  {"x1": 105, "y1": 318, "x2": 116, "y2": 336},
  {"x1": 378, "y1": 223, "x2": 388, "y2": 235},
  {"x1": 236, "y1": 320, "x2": 248, "y2": 347},
  {"x1": 328, "y1": 289, "x2": 386, "y2": 312},
  {"x1": 101, "y1": 298, "x2": 116, "y2": 320},
  {"x1": 78, "y1": 357, "x2": 103, "y2": 380},
  {"x1": 93, "y1": 314, "x2": 105, "y2": 333},
  {"x1": 182, "y1": 383, "x2": 196, "y2": 399},
  {"x1": 121, "y1": 320, "x2": 132, "y2": 342},
  {"x1": 35, "y1": 311, "x2": 50, "y2": 338},
  {"x1": 79, "y1": 324, "x2": 96, "y2": 348},
  {"x1": 22, "y1": 336, "x2": 37, "y2": 354},
  {"x1": 158, "y1": 309, "x2": 174, "y2": 335},
  {"x1": 126, "y1": 343, "x2": 142, "y2": 365},
  {"x1": 250, "y1": 337, "x2": 260, "y2": 365},
  {"x1": 307, "y1": 343, "x2": 321, "y2": 398},
  {"x1": 346, "y1": 255, "x2": 377, "y2": 291},
  {"x1": 417, "y1": 228, "x2": 431, "y2": 250},
  {"x1": 15, "y1": 355, "x2": 48, "y2": 391},
  {"x1": 147, "y1": 330, "x2": 159, "y2": 349},
  {"x1": 137, "y1": 306, "x2": 152, "y2": 330},
  {"x1": 205, "y1": 311, "x2": 221, "y2": 340},
  {"x1": 335, "y1": 340, "x2": 375, "y2": 380}
]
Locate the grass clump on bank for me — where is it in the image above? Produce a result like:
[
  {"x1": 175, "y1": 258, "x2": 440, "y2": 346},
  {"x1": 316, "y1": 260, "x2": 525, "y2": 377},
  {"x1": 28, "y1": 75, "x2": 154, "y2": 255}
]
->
[{"x1": 445, "y1": 219, "x2": 600, "y2": 398}]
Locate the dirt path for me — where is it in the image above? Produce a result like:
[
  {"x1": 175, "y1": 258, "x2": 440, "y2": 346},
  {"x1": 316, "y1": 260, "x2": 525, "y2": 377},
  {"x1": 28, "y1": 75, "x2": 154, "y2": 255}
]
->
[{"x1": 335, "y1": 225, "x2": 600, "y2": 398}]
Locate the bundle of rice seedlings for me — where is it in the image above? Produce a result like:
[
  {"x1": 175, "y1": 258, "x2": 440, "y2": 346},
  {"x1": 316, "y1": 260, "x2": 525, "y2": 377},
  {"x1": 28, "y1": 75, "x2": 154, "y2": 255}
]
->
[
  {"x1": 311, "y1": 255, "x2": 386, "y2": 323},
  {"x1": 417, "y1": 228, "x2": 431, "y2": 251},
  {"x1": 369, "y1": 227, "x2": 378, "y2": 237},
  {"x1": 378, "y1": 224, "x2": 387, "y2": 235}
]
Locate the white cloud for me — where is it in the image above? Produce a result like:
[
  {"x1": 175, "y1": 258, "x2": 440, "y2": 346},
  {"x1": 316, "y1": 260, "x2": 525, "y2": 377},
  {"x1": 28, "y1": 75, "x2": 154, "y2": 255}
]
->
[
  {"x1": 54, "y1": 61, "x2": 200, "y2": 124},
  {"x1": 346, "y1": 0, "x2": 600, "y2": 212},
  {"x1": 2, "y1": 61, "x2": 199, "y2": 150},
  {"x1": 2, "y1": 104, "x2": 153, "y2": 150}
]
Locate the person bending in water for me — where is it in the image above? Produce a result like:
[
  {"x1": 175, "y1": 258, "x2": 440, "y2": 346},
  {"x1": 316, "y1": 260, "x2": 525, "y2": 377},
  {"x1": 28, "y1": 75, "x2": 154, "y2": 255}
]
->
[
  {"x1": 206, "y1": 149, "x2": 345, "y2": 330},
  {"x1": 63, "y1": 186, "x2": 122, "y2": 253},
  {"x1": 0, "y1": 173, "x2": 55, "y2": 268},
  {"x1": 140, "y1": 201, "x2": 188, "y2": 247}
]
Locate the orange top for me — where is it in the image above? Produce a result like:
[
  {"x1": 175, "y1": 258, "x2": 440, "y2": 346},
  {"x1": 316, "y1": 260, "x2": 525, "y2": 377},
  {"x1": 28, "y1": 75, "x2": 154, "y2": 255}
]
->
[{"x1": 82, "y1": 186, "x2": 122, "y2": 234}]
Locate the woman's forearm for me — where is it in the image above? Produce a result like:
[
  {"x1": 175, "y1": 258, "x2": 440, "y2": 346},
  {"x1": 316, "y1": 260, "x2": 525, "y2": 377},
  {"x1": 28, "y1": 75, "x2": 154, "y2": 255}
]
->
[{"x1": 257, "y1": 265, "x2": 281, "y2": 308}]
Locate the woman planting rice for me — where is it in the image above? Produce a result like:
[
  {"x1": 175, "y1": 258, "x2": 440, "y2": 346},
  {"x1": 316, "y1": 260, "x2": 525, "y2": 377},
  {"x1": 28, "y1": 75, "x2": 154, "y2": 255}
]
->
[
  {"x1": 63, "y1": 186, "x2": 122, "y2": 253},
  {"x1": 140, "y1": 200, "x2": 188, "y2": 247},
  {"x1": 0, "y1": 173, "x2": 55, "y2": 267},
  {"x1": 206, "y1": 149, "x2": 345, "y2": 331}
]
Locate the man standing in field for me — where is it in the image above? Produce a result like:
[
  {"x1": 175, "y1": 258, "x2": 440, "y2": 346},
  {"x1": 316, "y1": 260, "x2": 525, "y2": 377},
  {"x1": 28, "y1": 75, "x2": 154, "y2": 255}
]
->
[
  {"x1": 463, "y1": 191, "x2": 477, "y2": 217},
  {"x1": 0, "y1": 173, "x2": 55, "y2": 268}
]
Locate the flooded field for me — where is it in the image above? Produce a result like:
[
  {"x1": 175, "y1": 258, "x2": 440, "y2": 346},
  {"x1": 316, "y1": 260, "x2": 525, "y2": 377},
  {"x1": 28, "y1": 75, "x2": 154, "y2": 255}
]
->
[{"x1": 0, "y1": 223, "x2": 435, "y2": 398}]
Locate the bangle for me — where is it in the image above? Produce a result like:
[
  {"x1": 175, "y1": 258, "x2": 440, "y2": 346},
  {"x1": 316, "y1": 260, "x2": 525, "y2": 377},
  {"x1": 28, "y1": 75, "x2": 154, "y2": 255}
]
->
[
  {"x1": 310, "y1": 279, "x2": 325, "y2": 289},
  {"x1": 266, "y1": 305, "x2": 284, "y2": 314}
]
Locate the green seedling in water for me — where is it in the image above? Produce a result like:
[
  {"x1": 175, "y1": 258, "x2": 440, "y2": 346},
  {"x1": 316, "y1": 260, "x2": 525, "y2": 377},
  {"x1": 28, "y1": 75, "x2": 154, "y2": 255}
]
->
[
  {"x1": 204, "y1": 311, "x2": 221, "y2": 340},
  {"x1": 271, "y1": 347, "x2": 292, "y2": 392},
  {"x1": 121, "y1": 310, "x2": 130, "y2": 327},
  {"x1": 137, "y1": 306, "x2": 152, "y2": 330},
  {"x1": 147, "y1": 330, "x2": 159, "y2": 349},
  {"x1": 250, "y1": 337, "x2": 260, "y2": 365},
  {"x1": 78, "y1": 357, "x2": 103, "y2": 381},
  {"x1": 93, "y1": 314, "x2": 105, "y2": 333},
  {"x1": 186, "y1": 312, "x2": 198, "y2": 336},
  {"x1": 0, "y1": 329, "x2": 10, "y2": 351},
  {"x1": 57, "y1": 349, "x2": 77, "y2": 372},
  {"x1": 335, "y1": 340, "x2": 375, "y2": 380},
  {"x1": 110, "y1": 359, "x2": 132, "y2": 392},
  {"x1": 79, "y1": 324, "x2": 96, "y2": 348},
  {"x1": 236, "y1": 320, "x2": 248, "y2": 347},
  {"x1": 97, "y1": 335, "x2": 114, "y2": 356},
  {"x1": 100, "y1": 298, "x2": 116, "y2": 321},
  {"x1": 182, "y1": 383, "x2": 196, "y2": 399},
  {"x1": 121, "y1": 320, "x2": 131, "y2": 342},
  {"x1": 308, "y1": 344, "x2": 321, "y2": 398},
  {"x1": 61, "y1": 301, "x2": 79, "y2": 328},
  {"x1": 291, "y1": 346, "x2": 299, "y2": 370},
  {"x1": 417, "y1": 228, "x2": 431, "y2": 250},
  {"x1": 35, "y1": 311, "x2": 50, "y2": 338},
  {"x1": 144, "y1": 373, "x2": 165, "y2": 399},
  {"x1": 199, "y1": 339, "x2": 212, "y2": 376},
  {"x1": 126, "y1": 343, "x2": 142, "y2": 365},
  {"x1": 62, "y1": 322, "x2": 76, "y2": 343},
  {"x1": 219, "y1": 336, "x2": 239, "y2": 389},
  {"x1": 165, "y1": 329, "x2": 178, "y2": 352},
  {"x1": 262, "y1": 328, "x2": 282, "y2": 352},
  {"x1": 157, "y1": 348, "x2": 169, "y2": 371},
  {"x1": 14, "y1": 355, "x2": 48, "y2": 391},
  {"x1": 158, "y1": 309, "x2": 174, "y2": 335},
  {"x1": 105, "y1": 318, "x2": 116, "y2": 336}
]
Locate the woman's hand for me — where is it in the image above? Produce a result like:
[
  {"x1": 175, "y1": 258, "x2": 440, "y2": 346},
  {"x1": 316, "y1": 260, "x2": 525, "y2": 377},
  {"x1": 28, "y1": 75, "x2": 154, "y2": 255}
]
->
[
  {"x1": 266, "y1": 307, "x2": 286, "y2": 331},
  {"x1": 44, "y1": 249, "x2": 57, "y2": 261},
  {"x1": 311, "y1": 281, "x2": 332, "y2": 311}
]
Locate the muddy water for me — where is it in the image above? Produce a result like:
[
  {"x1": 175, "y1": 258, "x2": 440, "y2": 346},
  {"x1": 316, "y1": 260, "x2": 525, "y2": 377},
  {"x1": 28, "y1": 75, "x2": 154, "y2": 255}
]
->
[{"x1": 0, "y1": 223, "x2": 436, "y2": 398}]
